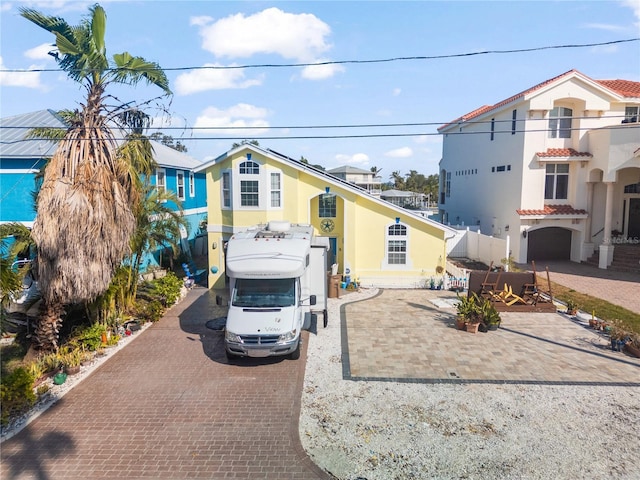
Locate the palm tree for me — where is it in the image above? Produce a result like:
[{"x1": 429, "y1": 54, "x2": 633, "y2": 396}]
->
[
  {"x1": 0, "y1": 223, "x2": 36, "y2": 319},
  {"x1": 20, "y1": 4, "x2": 172, "y2": 352},
  {"x1": 126, "y1": 186, "x2": 189, "y2": 305},
  {"x1": 391, "y1": 171, "x2": 405, "y2": 190}
]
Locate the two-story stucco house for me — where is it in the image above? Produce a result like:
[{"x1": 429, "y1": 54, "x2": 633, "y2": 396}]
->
[
  {"x1": 194, "y1": 144, "x2": 455, "y2": 289},
  {"x1": 438, "y1": 69, "x2": 640, "y2": 270},
  {"x1": 0, "y1": 109, "x2": 207, "y2": 267},
  {"x1": 326, "y1": 165, "x2": 382, "y2": 196}
]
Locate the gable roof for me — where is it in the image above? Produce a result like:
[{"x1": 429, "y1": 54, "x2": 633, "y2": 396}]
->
[
  {"x1": 195, "y1": 144, "x2": 456, "y2": 235},
  {"x1": 0, "y1": 109, "x2": 66, "y2": 158},
  {"x1": 438, "y1": 69, "x2": 640, "y2": 132}
]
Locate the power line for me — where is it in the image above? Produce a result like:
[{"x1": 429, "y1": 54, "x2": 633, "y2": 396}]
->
[
  {"x1": 1, "y1": 124, "x2": 637, "y2": 144},
  {"x1": 1, "y1": 114, "x2": 636, "y2": 132},
  {"x1": 1, "y1": 38, "x2": 638, "y2": 74}
]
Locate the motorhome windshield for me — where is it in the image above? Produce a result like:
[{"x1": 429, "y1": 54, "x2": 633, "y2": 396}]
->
[{"x1": 232, "y1": 278, "x2": 296, "y2": 308}]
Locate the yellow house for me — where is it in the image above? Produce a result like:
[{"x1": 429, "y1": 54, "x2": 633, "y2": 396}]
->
[{"x1": 194, "y1": 144, "x2": 456, "y2": 289}]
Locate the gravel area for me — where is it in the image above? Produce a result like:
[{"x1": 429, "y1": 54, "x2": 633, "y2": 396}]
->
[{"x1": 299, "y1": 288, "x2": 640, "y2": 480}]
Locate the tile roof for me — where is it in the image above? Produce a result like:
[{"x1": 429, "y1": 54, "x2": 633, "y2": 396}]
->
[
  {"x1": 517, "y1": 205, "x2": 588, "y2": 216},
  {"x1": 595, "y1": 79, "x2": 640, "y2": 98},
  {"x1": 536, "y1": 148, "x2": 593, "y2": 158},
  {"x1": 439, "y1": 69, "x2": 640, "y2": 131}
]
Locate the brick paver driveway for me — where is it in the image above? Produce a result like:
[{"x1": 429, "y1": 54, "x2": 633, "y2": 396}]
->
[{"x1": 0, "y1": 287, "x2": 331, "y2": 480}]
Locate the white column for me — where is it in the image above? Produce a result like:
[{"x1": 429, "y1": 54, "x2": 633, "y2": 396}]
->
[
  {"x1": 598, "y1": 181, "x2": 615, "y2": 269},
  {"x1": 581, "y1": 182, "x2": 595, "y2": 261}
]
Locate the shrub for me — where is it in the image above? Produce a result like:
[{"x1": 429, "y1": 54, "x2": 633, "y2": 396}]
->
[
  {"x1": 151, "y1": 272, "x2": 183, "y2": 307},
  {"x1": 1, "y1": 366, "x2": 36, "y2": 426},
  {"x1": 135, "y1": 300, "x2": 164, "y2": 323},
  {"x1": 68, "y1": 323, "x2": 107, "y2": 351}
]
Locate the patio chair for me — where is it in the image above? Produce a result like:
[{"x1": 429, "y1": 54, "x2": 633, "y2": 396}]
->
[
  {"x1": 479, "y1": 261, "x2": 502, "y2": 302},
  {"x1": 182, "y1": 261, "x2": 207, "y2": 284},
  {"x1": 497, "y1": 283, "x2": 527, "y2": 306}
]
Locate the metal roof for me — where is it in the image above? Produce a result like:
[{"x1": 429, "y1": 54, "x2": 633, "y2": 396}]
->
[
  {"x1": 327, "y1": 165, "x2": 373, "y2": 175},
  {"x1": 0, "y1": 109, "x2": 66, "y2": 158},
  {"x1": 148, "y1": 140, "x2": 203, "y2": 170},
  {"x1": 380, "y1": 189, "x2": 416, "y2": 198},
  {"x1": 0, "y1": 110, "x2": 205, "y2": 171}
]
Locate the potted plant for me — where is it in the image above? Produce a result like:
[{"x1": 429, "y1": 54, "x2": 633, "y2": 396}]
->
[
  {"x1": 455, "y1": 292, "x2": 481, "y2": 331},
  {"x1": 610, "y1": 330, "x2": 628, "y2": 352},
  {"x1": 61, "y1": 349, "x2": 84, "y2": 375},
  {"x1": 624, "y1": 333, "x2": 640, "y2": 358},
  {"x1": 479, "y1": 298, "x2": 501, "y2": 331},
  {"x1": 429, "y1": 277, "x2": 436, "y2": 290},
  {"x1": 565, "y1": 299, "x2": 578, "y2": 316}
]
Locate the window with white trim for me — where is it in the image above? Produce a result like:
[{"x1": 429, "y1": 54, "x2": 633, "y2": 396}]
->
[
  {"x1": 446, "y1": 171, "x2": 451, "y2": 198},
  {"x1": 319, "y1": 194, "x2": 336, "y2": 217},
  {"x1": 176, "y1": 171, "x2": 185, "y2": 200},
  {"x1": 189, "y1": 172, "x2": 195, "y2": 197},
  {"x1": 222, "y1": 171, "x2": 231, "y2": 208},
  {"x1": 548, "y1": 107, "x2": 572, "y2": 138},
  {"x1": 239, "y1": 160, "x2": 259, "y2": 174},
  {"x1": 270, "y1": 172, "x2": 281, "y2": 208},
  {"x1": 387, "y1": 223, "x2": 407, "y2": 265},
  {"x1": 623, "y1": 106, "x2": 639, "y2": 123},
  {"x1": 544, "y1": 163, "x2": 569, "y2": 200},
  {"x1": 240, "y1": 180, "x2": 259, "y2": 206},
  {"x1": 156, "y1": 168, "x2": 166, "y2": 193}
]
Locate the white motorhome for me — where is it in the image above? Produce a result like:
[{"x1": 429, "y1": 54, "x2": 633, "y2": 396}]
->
[{"x1": 224, "y1": 221, "x2": 328, "y2": 359}]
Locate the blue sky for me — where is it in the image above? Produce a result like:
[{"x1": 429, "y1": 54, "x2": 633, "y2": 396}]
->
[{"x1": 1, "y1": 1, "x2": 639, "y2": 178}]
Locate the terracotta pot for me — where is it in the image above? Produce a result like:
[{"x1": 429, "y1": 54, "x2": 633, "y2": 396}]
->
[
  {"x1": 65, "y1": 365, "x2": 81, "y2": 375},
  {"x1": 455, "y1": 317, "x2": 467, "y2": 330},
  {"x1": 624, "y1": 343, "x2": 640, "y2": 358},
  {"x1": 467, "y1": 322, "x2": 481, "y2": 334}
]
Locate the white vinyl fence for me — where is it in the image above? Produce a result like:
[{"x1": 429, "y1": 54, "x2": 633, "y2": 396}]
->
[{"x1": 447, "y1": 227, "x2": 509, "y2": 268}]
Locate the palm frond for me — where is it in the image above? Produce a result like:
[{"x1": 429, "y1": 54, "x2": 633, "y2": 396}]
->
[{"x1": 111, "y1": 52, "x2": 172, "y2": 95}]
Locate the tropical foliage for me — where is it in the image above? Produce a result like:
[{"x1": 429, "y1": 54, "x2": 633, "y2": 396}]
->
[
  {"x1": 19, "y1": 4, "x2": 172, "y2": 351},
  {"x1": 0, "y1": 223, "x2": 37, "y2": 326},
  {"x1": 389, "y1": 170, "x2": 439, "y2": 205}
]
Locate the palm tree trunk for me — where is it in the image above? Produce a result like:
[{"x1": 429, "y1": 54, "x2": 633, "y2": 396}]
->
[{"x1": 33, "y1": 301, "x2": 65, "y2": 352}]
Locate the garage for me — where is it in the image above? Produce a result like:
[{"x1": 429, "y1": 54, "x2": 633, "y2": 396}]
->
[{"x1": 527, "y1": 227, "x2": 571, "y2": 261}]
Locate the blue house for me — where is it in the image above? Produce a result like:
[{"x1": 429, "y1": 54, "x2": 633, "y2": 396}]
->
[
  {"x1": 0, "y1": 110, "x2": 208, "y2": 267},
  {"x1": 0, "y1": 110, "x2": 65, "y2": 228}
]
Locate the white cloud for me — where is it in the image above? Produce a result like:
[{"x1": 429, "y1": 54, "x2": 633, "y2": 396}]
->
[
  {"x1": 392, "y1": 88, "x2": 402, "y2": 96},
  {"x1": 583, "y1": 23, "x2": 626, "y2": 32},
  {"x1": 193, "y1": 103, "x2": 270, "y2": 136},
  {"x1": 620, "y1": 0, "x2": 640, "y2": 24},
  {"x1": 24, "y1": 43, "x2": 55, "y2": 60},
  {"x1": 198, "y1": 8, "x2": 332, "y2": 61},
  {"x1": 0, "y1": 56, "x2": 43, "y2": 89},
  {"x1": 335, "y1": 153, "x2": 370, "y2": 166},
  {"x1": 301, "y1": 61, "x2": 345, "y2": 80},
  {"x1": 190, "y1": 15, "x2": 213, "y2": 27},
  {"x1": 174, "y1": 63, "x2": 263, "y2": 95},
  {"x1": 385, "y1": 147, "x2": 413, "y2": 158}
]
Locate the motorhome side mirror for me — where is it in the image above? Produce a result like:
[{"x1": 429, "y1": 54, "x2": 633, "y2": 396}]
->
[{"x1": 309, "y1": 295, "x2": 317, "y2": 306}]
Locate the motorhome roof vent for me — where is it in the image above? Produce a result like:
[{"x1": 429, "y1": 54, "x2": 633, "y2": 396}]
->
[
  {"x1": 267, "y1": 221, "x2": 291, "y2": 232},
  {"x1": 255, "y1": 230, "x2": 286, "y2": 239}
]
